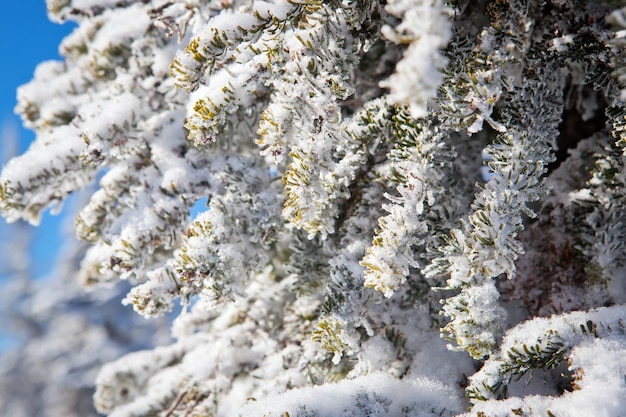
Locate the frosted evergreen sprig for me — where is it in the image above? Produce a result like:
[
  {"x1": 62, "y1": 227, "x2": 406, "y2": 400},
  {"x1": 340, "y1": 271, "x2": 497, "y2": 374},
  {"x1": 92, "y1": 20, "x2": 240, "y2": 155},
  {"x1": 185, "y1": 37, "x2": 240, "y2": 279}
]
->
[
  {"x1": 361, "y1": 108, "x2": 454, "y2": 297},
  {"x1": 0, "y1": 128, "x2": 96, "y2": 225},
  {"x1": 124, "y1": 264, "x2": 180, "y2": 317},
  {"x1": 2, "y1": 0, "x2": 198, "y2": 256},
  {"x1": 172, "y1": 157, "x2": 283, "y2": 310},
  {"x1": 35, "y1": 0, "x2": 260, "y2": 301},
  {"x1": 578, "y1": 124, "x2": 626, "y2": 287},
  {"x1": 183, "y1": 62, "x2": 267, "y2": 146},
  {"x1": 574, "y1": 7, "x2": 626, "y2": 285},
  {"x1": 95, "y1": 267, "x2": 329, "y2": 417},
  {"x1": 78, "y1": 186, "x2": 190, "y2": 283},
  {"x1": 607, "y1": 6, "x2": 626, "y2": 103},
  {"x1": 15, "y1": 61, "x2": 86, "y2": 131},
  {"x1": 313, "y1": 170, "x2": 388, "y2": 364},
  {"x1": 175, "y1": 2, "x2": 291, "y2": 147},
  {"x1": 174, "y1": 2, "x2": 381, "y2": 239},
  {"x1": 437, "y1": 0, "x2": 533, "y2": 134},
  {"x1": 75, "y1": 161, "x2": 147, "y2": 244},
  {"x1": 283, "y1": 124, "x2": 366, "y2": 240},
  {"x1": 428, "y1": 68, "x2": 563, "y2": 359},
  {"x1": 74, "y1": 130, "x2": 225, "y2": 287},
  {"x1": 277, "y1": 5, "x2": 378, "y2": 239},
  {"x1": 170, "y1": 2, "x2": 296, "y2": 93}
]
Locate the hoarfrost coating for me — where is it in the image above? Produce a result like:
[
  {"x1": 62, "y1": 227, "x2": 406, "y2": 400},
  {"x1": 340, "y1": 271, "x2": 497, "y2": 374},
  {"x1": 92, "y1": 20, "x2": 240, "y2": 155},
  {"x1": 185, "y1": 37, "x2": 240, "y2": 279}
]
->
[{"x1": 2, "y1": 0, "x2": 626, "y2": 417}]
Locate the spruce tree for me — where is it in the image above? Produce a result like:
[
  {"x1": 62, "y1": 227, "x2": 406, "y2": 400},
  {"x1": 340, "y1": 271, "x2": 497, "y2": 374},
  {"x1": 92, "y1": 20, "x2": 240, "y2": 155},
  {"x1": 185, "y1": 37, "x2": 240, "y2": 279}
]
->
[{"x1": 2, "y1": 1, "x2": 626, "y2": 416}]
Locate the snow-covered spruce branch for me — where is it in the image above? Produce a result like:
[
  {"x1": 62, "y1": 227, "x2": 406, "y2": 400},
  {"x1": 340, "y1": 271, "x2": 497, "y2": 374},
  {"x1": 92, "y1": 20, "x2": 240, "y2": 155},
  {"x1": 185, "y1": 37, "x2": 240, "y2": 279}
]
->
[
  {"x1": 311, "y1": 162, "x2": 387, "y2": 365},
  {"x1": 436, "y1": 0, "x2": 533, "y2": 135},
  {"x1": 463, "y1": 305, "x2": 626, "y2": 417},
  {"x1": 263, "y1": 3, "x2": 379, "y2": 239},
  {"x1": 170, "y1": 156, "x2": 283, "y2": 309},
  {"x1": 577, "y1": 127, "x2": 626, "y2": 289},
  {"x1": 425, "y1": 67, "x2": 563, "y2": 359},
  {"x1": 171, "y1": 1, "x2": 383, "y2": 239},
  {"x1": 94, "y1": 267, "x2": 335, "y2": 417},
  {"x1": 0, "y1": 127, "x2": 97, "y2": 224},
  {"x1": 572, "y1": 6, "x2": 626, "y2": 304},
  {"x1": 170, "y1": 2, "x2": 296, "y2": 94},
  {"x1": 360, "y1": 107, "x2": 455, "y2": 298},
  {"x1": 2, "y1": 0, "x2": 217, "y2": 290},
  {"x1": 172, "y1": 3, "x2": 297, "y2": 146}
]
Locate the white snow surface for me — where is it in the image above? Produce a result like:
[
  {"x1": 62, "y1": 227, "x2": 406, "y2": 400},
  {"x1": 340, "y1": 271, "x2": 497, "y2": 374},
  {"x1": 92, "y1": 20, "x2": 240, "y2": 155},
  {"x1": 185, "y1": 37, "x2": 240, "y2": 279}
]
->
[{"x1": 238, "y1": 373, "x2": 464, "y2": 417}]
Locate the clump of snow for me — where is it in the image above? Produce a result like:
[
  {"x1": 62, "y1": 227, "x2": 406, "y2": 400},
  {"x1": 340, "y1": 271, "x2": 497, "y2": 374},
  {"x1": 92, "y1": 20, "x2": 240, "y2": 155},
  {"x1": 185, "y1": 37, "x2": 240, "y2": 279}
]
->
[{"x1": 238, "y1": 373, "x2": 464, "y2": 417}]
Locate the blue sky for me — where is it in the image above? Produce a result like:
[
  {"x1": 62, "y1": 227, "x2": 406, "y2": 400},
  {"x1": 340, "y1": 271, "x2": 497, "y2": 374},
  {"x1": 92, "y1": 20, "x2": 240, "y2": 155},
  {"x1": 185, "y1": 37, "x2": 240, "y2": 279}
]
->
[{"x1": 0, "y1": 1, "x2": 76, "y2": 279}]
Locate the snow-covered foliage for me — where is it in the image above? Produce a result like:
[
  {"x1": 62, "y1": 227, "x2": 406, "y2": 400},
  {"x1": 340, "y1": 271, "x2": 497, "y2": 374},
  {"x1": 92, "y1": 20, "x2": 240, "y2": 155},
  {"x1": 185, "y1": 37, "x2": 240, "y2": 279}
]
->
[{"x1": 2, "y1": 0, "x2": 626, "y2": 416}]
